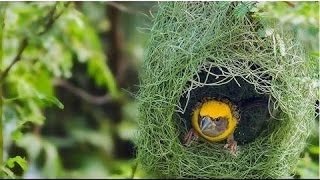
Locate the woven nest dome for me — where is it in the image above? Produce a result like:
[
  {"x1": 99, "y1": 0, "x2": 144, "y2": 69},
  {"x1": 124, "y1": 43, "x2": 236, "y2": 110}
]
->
[{"x1": 136, "y1": 2, "x2": 315, "y2": 178}]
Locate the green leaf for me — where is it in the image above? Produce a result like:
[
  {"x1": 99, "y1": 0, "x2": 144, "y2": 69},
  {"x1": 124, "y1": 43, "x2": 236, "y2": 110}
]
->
[
  {"x1": 6, "y1": 156, "x2": 28, "y2": 172},
  {"x1": 36, "y1": 92, "x2": 64, "y2": 109},
  {"x1": 1, "y1": 166, "x2": 16, "y2": 178},
  {"x1": 11, "y1": 129, "x2": 23, "y2": 141},
  {"x1": 4, "y1": 93, "x2": 64, "y2": 109},
  {"x1": 87, "y1": 54, "x2": 118, "y2": 98},
  {"x1": 308, "y1": 145, "x2": 319, "y2": 155}
]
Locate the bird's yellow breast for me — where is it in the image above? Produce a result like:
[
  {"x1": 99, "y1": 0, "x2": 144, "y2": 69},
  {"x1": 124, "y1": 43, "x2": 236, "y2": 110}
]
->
[{"x1": 192, "y1": 99, "x2": 238, "y2": 142}]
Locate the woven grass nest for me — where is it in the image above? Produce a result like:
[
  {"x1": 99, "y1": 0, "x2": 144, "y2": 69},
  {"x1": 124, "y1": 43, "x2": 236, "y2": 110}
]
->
[{"x1": 136, "y1": 2, "x2": 315, "y2": 178}]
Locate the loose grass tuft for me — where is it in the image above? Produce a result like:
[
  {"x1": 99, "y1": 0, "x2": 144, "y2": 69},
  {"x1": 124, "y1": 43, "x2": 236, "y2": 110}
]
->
[{"x1": 136, "y1": 2, "x2": 316, "y2": 178}]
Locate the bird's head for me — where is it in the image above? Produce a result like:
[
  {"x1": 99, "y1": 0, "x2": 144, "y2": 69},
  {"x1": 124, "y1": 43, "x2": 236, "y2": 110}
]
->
[{"x1": 191, "y1": 98, "x2": 239, "y2": 142}]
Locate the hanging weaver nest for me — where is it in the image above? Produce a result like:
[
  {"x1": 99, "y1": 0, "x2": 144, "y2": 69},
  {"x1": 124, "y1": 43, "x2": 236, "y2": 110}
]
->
[{"x1": 136, "y1": 2, "x2": 316, "y2": 179}]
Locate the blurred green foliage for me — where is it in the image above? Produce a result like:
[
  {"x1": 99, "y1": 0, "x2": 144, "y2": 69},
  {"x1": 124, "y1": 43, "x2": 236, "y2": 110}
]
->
[
  {"x1": 0, "y1": 1, "x2": 318, "y2": 179},
  {"x1": 1, "y1": 2, "x2": 154, "y2": 178}
]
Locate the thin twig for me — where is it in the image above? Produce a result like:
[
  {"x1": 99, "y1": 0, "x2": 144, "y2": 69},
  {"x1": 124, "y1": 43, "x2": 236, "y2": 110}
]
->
[
  {"x1": 38, "y1": 2, "x2": 70, "y2": 36},
  {"x1": 53, "y1": 78, "x2": 112, "y2": 105},
  {"x1": 106, "y1": 2, "x2": 140, "y2": 14},
  {"x1": 130, "y1": 161, "x2": 139, "y2": 179}
]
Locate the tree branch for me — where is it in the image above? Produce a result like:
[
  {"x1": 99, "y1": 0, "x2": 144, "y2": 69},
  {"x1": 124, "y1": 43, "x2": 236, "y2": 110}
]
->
[
  {"x1": 130, "y1": 161, "x2": 139, "y2": 179},
  {"x1": 0, "y1": 2, "x2": 69, "y2": 83},
  {"x1": 284, "y1": 1, "x2": 295, "y2": 8},
  {"x1": 0, "y1": 37, "x2": 28, "y2": 82},
  {"x1": 107, "y1": 4, "x2": 129, "y2": 88},
  {"x1": 106, "y1": 2, "x2": 139, "y2": 14},
  {"x1": 53, "y1": 78, "x2": 112, "y2": 105},
  {"x1": 107, "y1": 4, "x2": 123, "y2": 76}
]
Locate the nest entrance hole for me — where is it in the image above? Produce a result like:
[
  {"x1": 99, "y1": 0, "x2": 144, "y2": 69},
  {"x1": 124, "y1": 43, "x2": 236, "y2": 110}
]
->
[{"x1": 177, "y1": 62, "x2": 274, "y2": 145}]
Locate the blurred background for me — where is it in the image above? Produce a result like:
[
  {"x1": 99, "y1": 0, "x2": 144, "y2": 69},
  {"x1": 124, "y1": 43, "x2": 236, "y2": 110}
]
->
[{"x1": 1, "y1": 1, "x2": 319, "y2": 179}]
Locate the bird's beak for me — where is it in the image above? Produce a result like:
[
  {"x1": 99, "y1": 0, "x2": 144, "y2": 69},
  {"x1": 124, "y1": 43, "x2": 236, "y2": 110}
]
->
[{"x1": 200, "y1": 117, "x2": 216, "y2": 131}]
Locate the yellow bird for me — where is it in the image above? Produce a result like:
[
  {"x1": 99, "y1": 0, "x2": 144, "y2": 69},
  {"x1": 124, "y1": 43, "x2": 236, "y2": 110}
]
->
[{"x1": 183, "y1": 98, "x2": 240, "y2": 156}]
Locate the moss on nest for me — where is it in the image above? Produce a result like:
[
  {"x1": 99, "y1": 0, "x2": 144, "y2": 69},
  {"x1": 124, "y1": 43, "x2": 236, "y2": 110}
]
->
[{"x1": 136, "y1": 2, "x2": 316, "y2": 178}]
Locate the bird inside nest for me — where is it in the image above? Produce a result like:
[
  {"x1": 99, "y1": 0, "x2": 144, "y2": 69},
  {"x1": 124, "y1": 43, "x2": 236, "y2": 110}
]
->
[{"x1": 183, "y1": 98, "x2": 240, "y2": 156}]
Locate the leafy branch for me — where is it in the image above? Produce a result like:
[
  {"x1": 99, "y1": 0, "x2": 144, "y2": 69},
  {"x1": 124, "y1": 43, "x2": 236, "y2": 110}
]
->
[
  {"x1": 0, "y1": 2, "x2": 70, "y2": 83},
  {"x1": 0, "y1": 37, "x2": 28, "y2": 83},
  {"x1": 0, "y1": 2, "x2": 69, "y2": 177}
]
